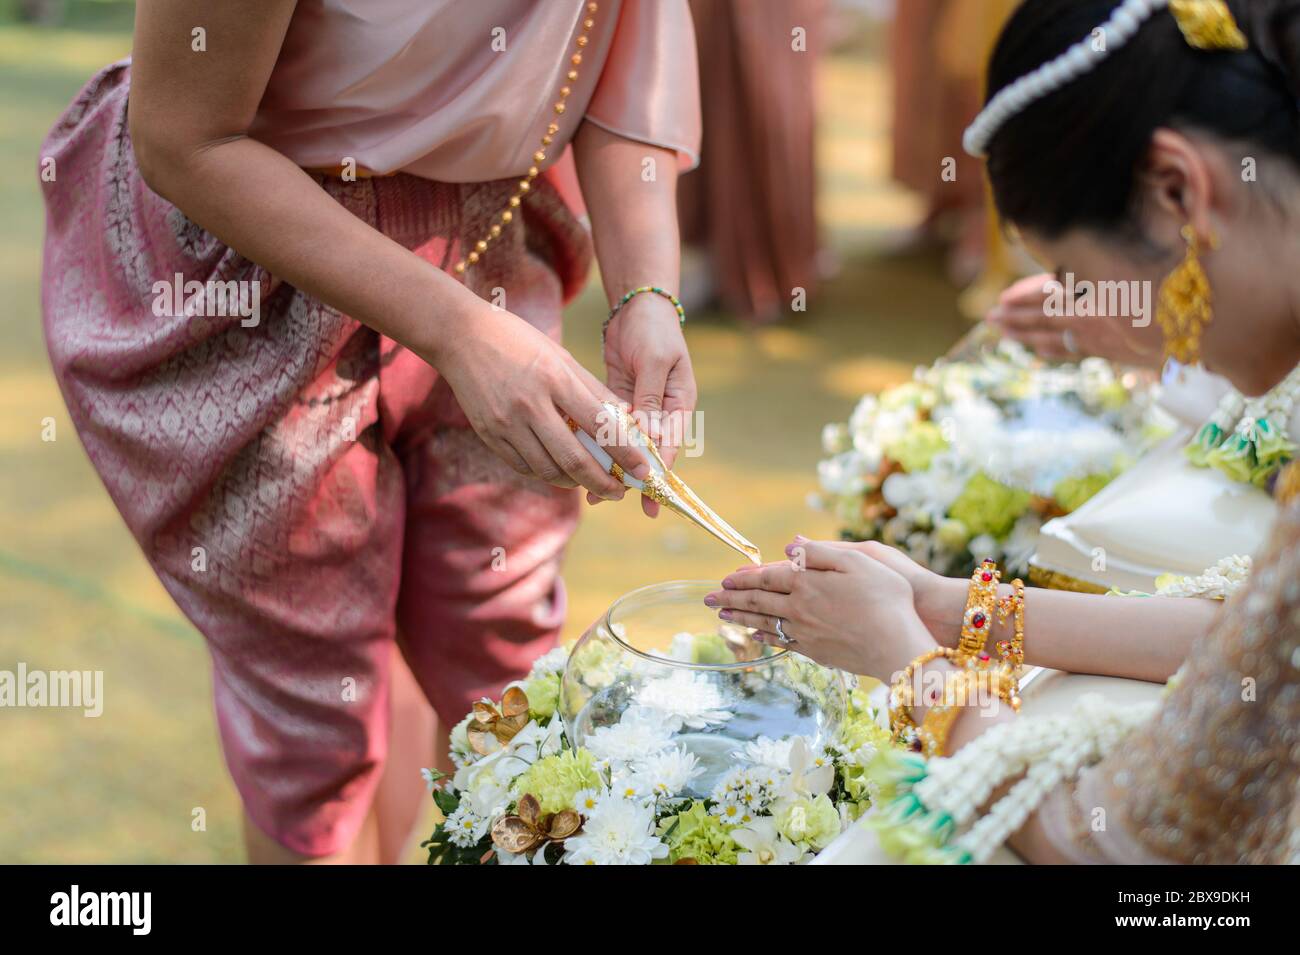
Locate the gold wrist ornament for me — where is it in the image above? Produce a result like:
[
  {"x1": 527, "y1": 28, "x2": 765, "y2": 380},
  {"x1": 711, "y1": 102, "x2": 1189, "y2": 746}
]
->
[
  {"x1": 956, "y1": 558, "x2": 1003, "y2": 661},
  {"x1": 996, "y1": 577, "x2": 1026, "y2": 674},
  {"x1": 917, "y1": 668, "x2": 1019, "y2": 758},
  {"x1": 887, "y1": 646, "x2": 959, "y2": 744},
  {"x1": 890, "y1": 561, "x2": 1027, "y2": 751}
]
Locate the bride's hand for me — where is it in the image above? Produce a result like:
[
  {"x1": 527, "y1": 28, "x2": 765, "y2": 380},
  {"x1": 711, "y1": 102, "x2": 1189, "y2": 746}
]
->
[
  {"x1": 805, "y1": 539, "x2": 967, "y2": 647},
  {"x1": 703, "y1": 537, "x2": 938, "y2": 681}
]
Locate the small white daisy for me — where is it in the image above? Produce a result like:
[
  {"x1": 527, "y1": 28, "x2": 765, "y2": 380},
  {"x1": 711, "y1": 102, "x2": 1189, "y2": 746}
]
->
[{"x1": 444, "y1": 804, "x2": 489, "y2": 848}]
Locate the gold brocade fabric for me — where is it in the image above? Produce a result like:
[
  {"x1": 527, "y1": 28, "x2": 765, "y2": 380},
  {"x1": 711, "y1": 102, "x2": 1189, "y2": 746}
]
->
[{"x1": 1067, "y1": 497, "x2": 1300, "y2": 863}]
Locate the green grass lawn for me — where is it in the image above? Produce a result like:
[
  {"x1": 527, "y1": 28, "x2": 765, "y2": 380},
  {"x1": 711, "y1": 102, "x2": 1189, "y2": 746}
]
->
[{"x1": 0, "y1": 8, "x2": 966, "y2": 862}]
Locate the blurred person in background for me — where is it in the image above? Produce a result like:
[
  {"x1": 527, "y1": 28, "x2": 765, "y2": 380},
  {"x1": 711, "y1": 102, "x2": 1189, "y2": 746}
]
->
[
  {"x1": 890, "y1": 0, "x2": 1018, "y2": 284},
  {"x1": 677, "y1": 0, "x2": 828, "y2": 324}
]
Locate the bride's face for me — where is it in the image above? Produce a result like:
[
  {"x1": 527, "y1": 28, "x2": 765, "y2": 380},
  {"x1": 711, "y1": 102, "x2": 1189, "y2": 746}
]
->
[{"x1": 1019, "y1": 135, "x2": 1300, "y2": 397}]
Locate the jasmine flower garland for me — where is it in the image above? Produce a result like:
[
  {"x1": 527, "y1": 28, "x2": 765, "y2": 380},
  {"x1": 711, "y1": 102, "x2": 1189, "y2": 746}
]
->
[
  {"x1": 863, "y1": 695, "x2": 1156, "y2": 864},
  {"x1": 1186, "y1": 364, "x2": 1300, "y2": 487}
]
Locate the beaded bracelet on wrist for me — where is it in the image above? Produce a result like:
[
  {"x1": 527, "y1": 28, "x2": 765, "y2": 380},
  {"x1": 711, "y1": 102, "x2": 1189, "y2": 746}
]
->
[{"x1": 601, "y1": 286, "x2": 686, "y2": 345}]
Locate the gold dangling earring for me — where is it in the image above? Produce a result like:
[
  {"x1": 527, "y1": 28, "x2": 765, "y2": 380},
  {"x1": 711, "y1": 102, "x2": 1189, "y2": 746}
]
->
[{"x1": 1156, "y1": 224, "x2": 1215, "y2": 365}]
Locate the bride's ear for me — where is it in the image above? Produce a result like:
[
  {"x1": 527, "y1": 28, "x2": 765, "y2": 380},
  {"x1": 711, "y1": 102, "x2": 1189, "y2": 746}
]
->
[{"x1": 1137, "y1": 128, "x2": 1218, "y2": 248}]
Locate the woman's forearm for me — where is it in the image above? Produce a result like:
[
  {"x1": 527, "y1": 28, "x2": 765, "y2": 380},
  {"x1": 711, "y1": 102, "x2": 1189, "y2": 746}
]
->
[
  {"x1": 572, "y1": 122, "x2": 681, "y2": 302},
  {"x1": 128, "y1": 0, "x2": 488, "y2": 368},
  {"x1": 922, "y1": 576, "x2": 1219, "y2": 683},
  {"x1": 137, "y1": 135, "x2": 485, "y2": 366}
]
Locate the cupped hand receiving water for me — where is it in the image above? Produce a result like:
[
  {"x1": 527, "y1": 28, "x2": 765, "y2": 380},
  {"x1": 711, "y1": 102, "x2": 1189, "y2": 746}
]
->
[{"x1": 703, "y1": 537, "x2": 941, "y2": 682}]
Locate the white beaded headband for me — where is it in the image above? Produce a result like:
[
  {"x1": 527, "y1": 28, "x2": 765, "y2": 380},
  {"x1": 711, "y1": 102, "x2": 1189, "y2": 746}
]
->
[{"x1": 963, "y1": 0, "x2": 1248, "y2": 158}]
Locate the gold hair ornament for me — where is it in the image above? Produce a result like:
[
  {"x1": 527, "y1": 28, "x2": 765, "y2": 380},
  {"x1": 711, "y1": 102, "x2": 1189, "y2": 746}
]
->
[{"x1": 1168, "y1": 0, "x2": 1248, "y2": 51}]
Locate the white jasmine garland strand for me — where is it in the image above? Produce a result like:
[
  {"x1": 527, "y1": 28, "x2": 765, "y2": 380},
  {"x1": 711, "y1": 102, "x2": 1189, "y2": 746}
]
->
[
  {"x1": 1238, "y1": 364, "x2": 1300, "y2": 433},
  {"x1": 917, "y1": 716, "x2": 1072, "y2": 824},
  {"x1": 963, "y1": 0, "x2": 1170, "y2": 157},
  {"x1": 1155, "y1": 554, "x2": 1252, "y2": 599},
  {"x1": 1208, "y1": 388, "x2": 1247, "y2": 433},
  {"x1": 914, "y1": 695, "x2": 1156, "y2": 860}
]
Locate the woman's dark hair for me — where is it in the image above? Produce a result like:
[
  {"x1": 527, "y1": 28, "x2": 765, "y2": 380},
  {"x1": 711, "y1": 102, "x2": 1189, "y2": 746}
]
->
[{"x1": 984, "y1": 0, "x2": 1300, "y2": 239}]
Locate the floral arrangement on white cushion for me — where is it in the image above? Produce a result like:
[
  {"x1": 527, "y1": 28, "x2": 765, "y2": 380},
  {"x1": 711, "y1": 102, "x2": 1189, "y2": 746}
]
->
[
  {"x1": 421, "y1": 640, "x2": 894, "y2": 865},
  {"x1": 812, "y1": 342, "x2": 1170, "y2": 576}
]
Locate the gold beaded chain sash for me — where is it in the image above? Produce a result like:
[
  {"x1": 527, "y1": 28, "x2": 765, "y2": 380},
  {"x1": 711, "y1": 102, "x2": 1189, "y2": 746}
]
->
[{"x1": 454, "y1": 2, "x2": 601, "y2": 275}]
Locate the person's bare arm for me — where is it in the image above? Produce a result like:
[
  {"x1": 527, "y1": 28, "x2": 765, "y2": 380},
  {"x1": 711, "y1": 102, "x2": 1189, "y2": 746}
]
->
[
  {"x1": 128, "y1": 0, "x2": 647, "y2": 498},
  {"x1": 917, "y1": 574, "x2": 1216, "y2": 683},
  {"x1": 128, "y1": 0, "x2": 476, "y2": 363},
  {"x1": 573, "y1": 123, "x2": 697, "y2": 514}
]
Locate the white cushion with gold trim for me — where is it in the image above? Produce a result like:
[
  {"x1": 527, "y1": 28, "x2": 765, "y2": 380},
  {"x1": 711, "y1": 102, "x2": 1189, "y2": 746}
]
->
[{"x1": 1032, "y1": 367, "x2": 1286, "y2": 593}]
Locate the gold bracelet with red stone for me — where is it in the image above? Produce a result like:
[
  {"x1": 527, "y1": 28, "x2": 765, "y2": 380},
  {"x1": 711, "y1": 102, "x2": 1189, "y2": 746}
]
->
[
  {"x1": 918, "y1": 666, "x2": 1021, "y2": 757},
  {"x1": 957, "y1": 557, "x2": 1003, "y2": 661},
  {"x1": 890, "y1": 648, "x2": 1021, "y2": 752},
  {"x1": 888, "y1": 647, "x2": 958, "y2": 748},
  {"x1": 995, "y1": 577, "x2": 1026, "y2": 676}
]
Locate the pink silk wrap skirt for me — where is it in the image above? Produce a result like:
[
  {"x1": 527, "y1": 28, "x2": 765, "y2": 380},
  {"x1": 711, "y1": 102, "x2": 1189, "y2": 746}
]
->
[{"x1": 40, "y1": 62, "x2": 589, "y2": 856}]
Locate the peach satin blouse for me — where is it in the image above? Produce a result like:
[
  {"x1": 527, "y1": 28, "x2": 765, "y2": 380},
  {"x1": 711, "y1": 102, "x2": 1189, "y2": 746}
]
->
[{"x1": 249, "y1": 0, "x2": 702, "y2": 181}]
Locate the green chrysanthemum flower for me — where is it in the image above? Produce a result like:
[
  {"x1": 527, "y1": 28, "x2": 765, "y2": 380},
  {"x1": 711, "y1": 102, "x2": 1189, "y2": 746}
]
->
[
  {"x1": 948, "y1": 473, "x2": 1031, "y2": 539},
  {"x1": 657, "y1": 800, "x2": 739, "y2": 865},
  {"x1": 885, "y1": 421, "x2": 949, "y2": 473},
  {"x1": 522, "y1": 673, "x2": 561, "y2": 721},
  {"x1": 510, "y1": 748, "x2": 602, "y2": 815},
  {"x1": 1052, "y1": 471, "x2": 1114, "y2": 514},
  {"x1": 773, "y1": 794, "x2": 840, "y2": 851}
]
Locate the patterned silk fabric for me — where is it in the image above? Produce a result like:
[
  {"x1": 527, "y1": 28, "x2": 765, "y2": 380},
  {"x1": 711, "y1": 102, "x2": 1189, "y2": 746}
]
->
[
  {"x1": 1050, "y1": 497, "x2": 1300, "y2": 863},
  {"x1": 40, "y1": 62, "x2": 592, "y2": 856}
]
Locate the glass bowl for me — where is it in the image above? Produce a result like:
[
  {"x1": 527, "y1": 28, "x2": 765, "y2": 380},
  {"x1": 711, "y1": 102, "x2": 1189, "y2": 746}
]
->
[{"x1": 560, "y1": 580, "x2": 847, "y2": 797}]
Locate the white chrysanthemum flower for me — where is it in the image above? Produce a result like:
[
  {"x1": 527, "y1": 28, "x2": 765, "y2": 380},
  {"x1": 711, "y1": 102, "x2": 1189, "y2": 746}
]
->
[
  {"x1": 527, "y1": 645, "x2": 571, "y2": 678},
  {"x1": 1002, "y1": 513, "x2": 1042, "y2": 576},
  {"x1": 731, "y1": 818, "x2": 806, "y2": 865},
  {"x1": 562, "y1": 798, "x2": 668, "y2": 866},
  {"x1": 584, "y1": 706, "x2": 677, "y2": 765},
  {"x1": 710, "y1": 766, "x2": 778, "y2": 815},
  {"x1": 741, "y1": 735, "x2": 794, "y2": 769},
  {"x1": 969, "y1": 533, "x2": 1000, "y2": 563},
  {"x1": 632, "y1": 746, "x2": 702, "y2": 799},
  {"x1": 818, "y1": 451, "x2": 872, "y2": 497},
  {"x1": 444, "y1": 804, "x2": 489, "y2": 848},
  {"x1": 636, "y1": 671, "x2": 732, "y2": 730},
  {"x1": 609, "y1": 770, "x2": 651, "y2": 802}
]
